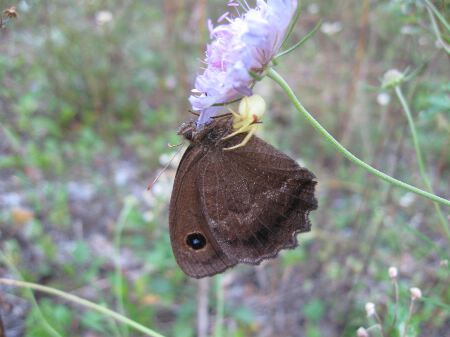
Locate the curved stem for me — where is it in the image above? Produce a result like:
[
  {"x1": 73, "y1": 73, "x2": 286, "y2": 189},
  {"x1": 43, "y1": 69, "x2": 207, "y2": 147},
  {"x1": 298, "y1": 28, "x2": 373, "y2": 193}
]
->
[
  {"x1": 0, "y1": 278, "x2": 167, "y2": 337},
  {"x1": 395, "y1": 86, "x2": 450, "y2": 240},
  {"x1": 267, "y1": 68, "x2": 450, "y2": 208}
]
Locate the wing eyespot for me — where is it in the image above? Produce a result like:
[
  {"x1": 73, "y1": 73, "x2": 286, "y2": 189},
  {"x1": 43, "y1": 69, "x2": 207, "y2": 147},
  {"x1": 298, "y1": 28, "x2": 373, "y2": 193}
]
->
[{"x1": 186, "y1": 232, "x2": 207, "y2": 250}]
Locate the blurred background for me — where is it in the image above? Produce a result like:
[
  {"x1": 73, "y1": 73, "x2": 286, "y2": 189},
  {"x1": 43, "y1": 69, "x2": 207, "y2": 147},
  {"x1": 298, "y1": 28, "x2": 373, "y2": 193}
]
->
[{"x1": 0, "y1": 0, "x2": 449, "y2": 336}]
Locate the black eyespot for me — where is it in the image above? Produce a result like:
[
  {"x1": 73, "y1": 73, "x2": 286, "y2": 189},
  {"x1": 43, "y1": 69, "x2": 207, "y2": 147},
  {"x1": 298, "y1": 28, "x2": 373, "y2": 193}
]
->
[{"x1": 186, "y1": 233, "x2": 207, "y2": 250}]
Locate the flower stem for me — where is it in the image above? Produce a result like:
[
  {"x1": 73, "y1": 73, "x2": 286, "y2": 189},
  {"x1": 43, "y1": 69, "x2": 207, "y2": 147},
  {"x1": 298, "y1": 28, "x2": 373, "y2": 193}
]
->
[
  {"x1": 394, "y1": 86, "x2": 450, "y2": 241},
  {"x1": 425, "y1": 5, "x2": 450, "y2": 55},
  {"x1": 275, "y1": 20, "x2": 322, "y2": 62},
  {"x1": 267, "y1": 68, "x2": 450, "y2": 209},
  {"x1": 0, "y1": 278, "x2": 167, "y2": 337},
  {"x1": 0, "y1": 254, "x2": 63, "y2": 337},
  {"x1": 422, "y1": 0, "x2": 450, "y2": 33},
  {"x1": 402, "y1": 300, "x2": 415, "y2": 337},
  {"x1": 214, "y1": 275, "x2": 225, "y2": 337}
]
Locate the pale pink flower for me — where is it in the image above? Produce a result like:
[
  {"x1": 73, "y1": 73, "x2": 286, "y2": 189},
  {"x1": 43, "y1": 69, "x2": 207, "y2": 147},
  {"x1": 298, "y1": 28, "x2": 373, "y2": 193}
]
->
[{"x1": 190, "y1": 0, "x2": 298, "y2": 125}]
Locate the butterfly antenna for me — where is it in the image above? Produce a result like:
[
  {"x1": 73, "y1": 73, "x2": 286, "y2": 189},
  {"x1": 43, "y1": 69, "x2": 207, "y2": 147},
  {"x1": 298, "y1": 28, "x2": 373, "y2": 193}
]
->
[
  {"x1": 189, "y1": 110, "x2": 200, "y2": 116},
  {"x1": 211, "y1": 112, "x2": 233, "y2": 119},
  {"x1": 147, "y1": 145, "x2": 185, "y2": 191}
]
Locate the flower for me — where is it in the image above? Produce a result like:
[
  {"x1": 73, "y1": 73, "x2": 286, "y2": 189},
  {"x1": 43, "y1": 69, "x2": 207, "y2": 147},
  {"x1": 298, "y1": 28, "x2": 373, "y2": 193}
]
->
[
  {"x1": 357, "y1": 327, "x2": 369, "y2": 337},
  {"x1": 190, "y1": 0, "x2": 298, "y2": 126},
  {"x1": 365, "y1": 302, "x2": 376, "y2": 317},
  {"x1": 376, "y1": 92, "x2": 390, "y2": 106},
  {"x1": 381, "y1": 69, "x2": 405, "y2": 89},
  {"x1": 410, "y1": 287, "x2": 422, "y2": 300},
  {"x1": 95, "y1": 10, "x2": 113, "y2": 26},
  {"x1": 388, "y1": 266, "x2": 398, "y2": 279}
]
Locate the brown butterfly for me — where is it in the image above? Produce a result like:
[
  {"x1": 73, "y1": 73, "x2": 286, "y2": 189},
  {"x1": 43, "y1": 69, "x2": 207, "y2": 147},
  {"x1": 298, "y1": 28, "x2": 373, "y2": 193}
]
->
[{"x1": 169, "y1": 116, "x2": 317, "y2": 278}]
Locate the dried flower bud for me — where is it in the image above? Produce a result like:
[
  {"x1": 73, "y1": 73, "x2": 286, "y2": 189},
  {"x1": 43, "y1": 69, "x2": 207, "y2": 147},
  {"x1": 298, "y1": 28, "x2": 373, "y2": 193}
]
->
[
  {"x1": 382, "y1": 69, "x2": 405, "y2": 89},
  {"x1": 3, "y1": 6, "x2": 17, "y2": 18},
  {"x1": 357, "y1": 327, "x2": 369, "y2": 337},
  {"x1": 388, "y1": 266, "x2": 398, "y2": 279},
  {"x1": 410, "y1": 287, "x2": 422, "y2": 300},
  {"x1": 365, "y1": 302, "x2": 376, "y2": 317}
]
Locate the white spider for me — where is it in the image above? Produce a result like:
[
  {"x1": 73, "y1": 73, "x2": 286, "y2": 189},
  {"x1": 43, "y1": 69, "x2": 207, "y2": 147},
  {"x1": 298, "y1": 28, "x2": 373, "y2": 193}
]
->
[{"x1": 222, "y1": 94, "x2": 266, "y2": 151}]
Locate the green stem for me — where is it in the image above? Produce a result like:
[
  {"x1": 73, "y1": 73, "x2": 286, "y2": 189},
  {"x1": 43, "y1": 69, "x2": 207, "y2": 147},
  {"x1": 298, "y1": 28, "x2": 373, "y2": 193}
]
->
[
  {"x1": 426, "y1": 6, "x2": 450, "y2": 55},
  {"x1": 422, "y1": 0, "x2": 450, "y2": 33},
  {"x1": 114, "y1": 198, "x2": 135, "y2": 337},
  {"x1": 267, "y1": 68, "x2": 450, "y2": 208},
  {"x1": 0, "y1": 254, "x2": 63, "y2": 337},
  {"x1": 394, "y1": 86, "x2": 450, "y2": 241},
  {"x1": 214, "y1": 275, "x2": 224, "y2": 337},
  {"x1": 275, "y1": 20, "x2": 322, "y2": 62},
  {"x1": 0, "y1": 278, "x2": 167, "y2": 337}
]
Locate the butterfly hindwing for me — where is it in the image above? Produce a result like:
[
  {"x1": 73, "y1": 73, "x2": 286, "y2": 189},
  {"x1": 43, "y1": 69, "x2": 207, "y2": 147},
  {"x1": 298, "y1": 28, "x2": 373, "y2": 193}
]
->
[{"x1": 199, "y1": 134, "x2": 317, "y2": 264}]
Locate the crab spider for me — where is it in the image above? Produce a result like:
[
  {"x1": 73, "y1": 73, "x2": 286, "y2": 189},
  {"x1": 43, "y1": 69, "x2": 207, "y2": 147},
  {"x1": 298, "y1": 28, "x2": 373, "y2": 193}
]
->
[{"x1": 222, "y1": 94, "x2": 266, "y2": 151}]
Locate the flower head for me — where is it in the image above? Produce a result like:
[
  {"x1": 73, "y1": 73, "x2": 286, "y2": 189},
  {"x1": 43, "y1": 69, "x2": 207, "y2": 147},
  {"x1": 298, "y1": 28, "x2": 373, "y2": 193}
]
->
[
  {"x1": 410, "y1": 287, "x2": 422, "y2": 300},
  {"x1": 190, "y1": 0, "x2": 298, "y2": 125},
  {"x1": 388, "y1": 266, "x2": 398, "y2": 279},
  {"x1": 357, "y1": 327, "x2": 369, "y2": 337},
  {"x1": 382, "y1": 69, "x2": 405, "y2": 89},
  {"x1": 365, "y1": 302, "x2": 376, "y2": 317}
]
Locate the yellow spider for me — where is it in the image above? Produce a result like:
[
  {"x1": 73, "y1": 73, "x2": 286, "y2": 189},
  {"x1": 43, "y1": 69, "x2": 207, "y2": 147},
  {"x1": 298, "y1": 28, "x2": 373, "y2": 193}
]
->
[{"x1": 222, "y1": 94, "x2": 266, "y2": 151}]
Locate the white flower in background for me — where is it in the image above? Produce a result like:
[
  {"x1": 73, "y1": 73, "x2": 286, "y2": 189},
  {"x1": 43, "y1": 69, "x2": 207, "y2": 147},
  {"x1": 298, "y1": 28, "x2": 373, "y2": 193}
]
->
[
  {"x1": 320, "y1": 21, "x2": 342, "y2": 35},
  {"x1": 382, "y1": 69, "x2": 405, "y2": 89},
  {"x1": 357, "y1": 327, "x2": 369, "y2": 337},
  {"x1": 365, "y1": 302, "x2": 376, "y2": 317},
  {"x1": 388, "y1": 266, "x2": 398, "y2": 279},
  {"x1": 95, "y1": 10, "x2": 113, "y2": 26},
  {"x1": 376, "y1": 92, "x2": 391, "y2": 106},
  {"x1": 410, "y1": 287, "x2": 422, "y2": 300}
]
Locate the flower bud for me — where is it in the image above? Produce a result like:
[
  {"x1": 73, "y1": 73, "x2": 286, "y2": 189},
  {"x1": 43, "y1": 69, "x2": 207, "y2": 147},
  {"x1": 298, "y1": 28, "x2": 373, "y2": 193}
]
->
[
  {"x1": 382, "y1": 69, "x2": 405, "y2": 89},
  {"x1": 357, "y1": 327, "x2": 369, "y2": 337},
  {"x1": 410, "y1": 287, "x2": 422, "y2": 300},
  {"x1": 365, "y1": 302, "x2": 376, "y2": 317},
  {"x1": 388, "y1": 266, "x2": 398, "y2": 279}
]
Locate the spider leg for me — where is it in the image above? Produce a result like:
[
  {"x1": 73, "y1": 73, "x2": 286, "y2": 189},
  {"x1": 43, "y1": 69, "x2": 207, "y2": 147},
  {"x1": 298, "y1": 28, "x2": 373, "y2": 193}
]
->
[
  {"x1": 223, "y1": 126, "x2": 258, "y2": 151},
  {"x1": 221, "y1": 121, "x2": 252, "y2": 140}
]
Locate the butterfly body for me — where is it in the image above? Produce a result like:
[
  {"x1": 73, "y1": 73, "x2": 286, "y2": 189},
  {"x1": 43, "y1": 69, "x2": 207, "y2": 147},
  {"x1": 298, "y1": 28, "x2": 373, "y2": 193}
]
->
[{"x1": 169, "y1": 117, "x2": 317, "y2": 278}]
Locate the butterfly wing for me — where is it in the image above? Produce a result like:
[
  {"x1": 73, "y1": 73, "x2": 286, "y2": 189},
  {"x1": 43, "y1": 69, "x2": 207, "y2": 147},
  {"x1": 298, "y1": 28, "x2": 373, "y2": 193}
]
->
[
  {"x1": 199, "y1": 135, "x2": 317, "y2": 264},
  {"x1": 169, "y1": 145, "x2": 238, "y2": 278}
]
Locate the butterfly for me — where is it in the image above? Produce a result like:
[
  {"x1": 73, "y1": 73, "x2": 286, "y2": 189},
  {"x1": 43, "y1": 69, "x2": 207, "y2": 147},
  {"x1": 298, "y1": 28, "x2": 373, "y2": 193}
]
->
[{"x1": 168, "y1": 113, "x2": 318, "y2": 278}]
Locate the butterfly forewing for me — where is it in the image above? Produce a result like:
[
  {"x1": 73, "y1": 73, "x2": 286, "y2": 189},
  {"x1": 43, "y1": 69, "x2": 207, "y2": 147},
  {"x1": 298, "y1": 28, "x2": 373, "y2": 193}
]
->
[{"x1": 169, "y1": 145, "x2": 237, "y2": 278}]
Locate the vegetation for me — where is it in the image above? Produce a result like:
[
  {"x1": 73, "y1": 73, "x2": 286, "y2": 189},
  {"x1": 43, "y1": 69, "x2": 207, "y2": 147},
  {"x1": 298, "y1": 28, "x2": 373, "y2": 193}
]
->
[{"x1": 0, "y1": 0, "x2": 449, "y2": 336}]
